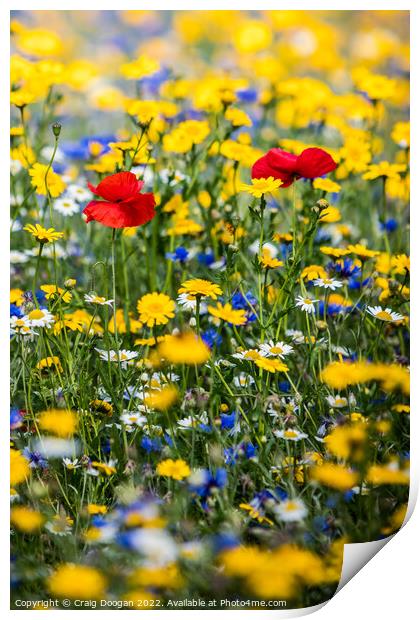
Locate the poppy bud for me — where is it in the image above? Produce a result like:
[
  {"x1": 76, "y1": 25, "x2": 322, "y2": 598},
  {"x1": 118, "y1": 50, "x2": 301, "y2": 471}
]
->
[{"x1": 52, "y1": 122, "x2": 62, "y2": 137}]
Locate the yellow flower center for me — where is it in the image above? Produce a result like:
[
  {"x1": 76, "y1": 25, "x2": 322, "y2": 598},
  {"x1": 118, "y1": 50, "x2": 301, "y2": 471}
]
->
[
  {"x1": 377, "y1": 311, "x2": 392, "y2": 320},
  {"x1": 28, "y1": 309, "x2": 45, "y2": 320},
  {"x1": 284, "y1": 430, "x2": 298, "y2": 438},
  {"x1": 270, "y1": 346, "x2": 283, "y2": 354}
]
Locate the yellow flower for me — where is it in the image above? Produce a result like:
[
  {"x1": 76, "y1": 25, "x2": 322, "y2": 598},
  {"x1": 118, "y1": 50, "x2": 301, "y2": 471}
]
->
[
  {"x1": 10, "y1": 449, "x2": 30, "y2": 486},
  {"x1": 11, "y1": 143, "x2": 36, "y2": 167},
  {"x1": 163, "y1": 120, "x2": 210, "y2": 153},
  {"x1": 259, "y1": 248, "x2": 284, "y2": 269},
  {"x1": 24, "y1": 223, "x2": 64, "y2": 244},
  {"x1": 319, "y1": 206, "x2": 341, "y2": 223},
  {"x1": 239, "y1": 176, "x2": 282, "y2": 198},
  {"x1": 319, "y1": 246, "x2": 350, "y2": 258},
  {"x1": 367, "y1": 463, "x2": 409, "y2": 485},
  {"x1": 137, "y1": 293, "x2": 175, "y2": 327},
  {"x1": 310, "y1": 463, "x2": 359, "y2": 491},
  {"x1": 108, "y1": 309, "x2": 142, "y2": 335},
  {"x1": 391, "y1": 254, "x2": 410, "y2": 274},
  {"x1": 313, "y1": 178, "x2": 341, "y2": 193},
  {"x1": 10, "y1": 89, "x2": 38, "y2": 108},
  {"x1": 87, "y1": 504, "x2": 107, "y2": 516},
  {"x1": 47, "y1": 564, "x2": 107, "y2": 600},
  {"x1": 156, "y1": 459, "x2": 191, "y2": 480},
  {"x1": 38, "y1": 409, "x2": 78, "y2": 438},
  {"x1": 10, "y1": 288, "x2": 25, "y2": 306},
  {"x1": 121, "y1": 55, "x2": 160, "y2": 79},
  {"x1": 353, "y1": 71, "x2": 396, "y2": 101},
  {"x1": 225, "y1": 107, "x2": 252, "y2": 127},
  {"x1": 29, "y1": 163, "x2": 66, "y2": 197},
  {"x1": 129, "y1": 564, "x2": 183, "y2": 589},
  {"x1": 40, "y1": 284, "x2": 72, "y2": 303},
  {"x1": 391, "y1": 121, "x2": 410, "y2": 148},
  {"x1": 11, "y1": 506, "x2": 44, "y2": 533},
  {"x1": 233, "y1": 19, "x2": 272, "y2": 54},
  {"x1": 178, "y1": 278, "x2": 222, "y2": 300},
  {"x1": 239, "y1": 503, "x2": 273, "y2": 525},
  {"x1": 144, "y1": 385, "x2": 179, "y2": 410},
  {"x1": 157, "y1": 332, "x2": 210, "y2": 365},
  {"x1": 15, "y1": 27, "x2": 63, "y2": 57},
  {"x1": 324, "y1": 424, "x2": 367, "y2": 461},
  {"x1": 36, "y1": 356, "x2": 63, "y2": 373},
  {"x1": 91, "y1": 461, "x2": 117, "y2": 476},
  {"x1": 362, "y1": 162, "x2": 406, "y2": 181},
  {"x1": 346, "y1": 244, "x2": 380, "y2": 259},
  {"x1": 208, "y1": 302, "x2": 247, "y2": 326},
  {"x1": 300, "y1": 265, "x2": 327, "y2": 281},
  {"x1": 197, "y1": 190, "x2": 212, "y2": 209},
  {"x1": 254, "y1": 357, "x2": 289, "y2": 373}
]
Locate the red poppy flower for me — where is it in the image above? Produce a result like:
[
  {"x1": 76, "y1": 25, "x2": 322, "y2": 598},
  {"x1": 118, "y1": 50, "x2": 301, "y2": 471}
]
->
[
  {"x1": 83, "y1": 171, "x2": 156, "y2": 228},
  {"x1": 251, "y1": 147, "x2": 337, "y2": 188}
]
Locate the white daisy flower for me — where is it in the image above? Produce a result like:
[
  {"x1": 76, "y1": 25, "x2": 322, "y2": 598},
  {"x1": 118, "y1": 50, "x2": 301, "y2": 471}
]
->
[
  {"x1": 26, "y1": 308, "x2": 55, "y2": 328},
  {"x1": 366, "y1": 306, "x2": 404, "y2": 323},
  {"x1": 313, "y1": 277, "x2": 343, "y2": 290},
  {"x1": 45, "y1": 515, "x2": 73, "y2": 536},
  {"x1": 326, "y1": 393, "x2": 356, "y2": 409},
  {"x1": 66, "y1": 184, "x2": 91, "y2": 202},
  {"x1": 232, "y1": 348, "x2": 263, "y2": 361},
  {"x1": 178, "y1": 412, "x2": 209, "y2": 429},
  {"x1": 249, "y1": 240, "x2": 278, "y2": 257},
  {"x1": 10, "y1": 316, "x2": 38, "y2": 337},
  {"x1": 95, "y1": 348, "x2": 138, "y2": 368},
  {"x1": 259, "y1": 340, "x2": 294, "y2": 358},
  {"x1": 295, "y1": 296, "x2": 319, "y2": 314},
  {"x1": 177, "y1": 293, "x2": 197, "y2": 311},
  {"x1": 10, "y1": 250, "x2": 29, "y2": 264},
  {"x1": 84, "y1": 293, "x2": 114, "y2": 306},
  {"x1": 274, "y1": 498, "x2": 308, "y2": 523},
  {"x1": 62, "y1": 458, "x2": 80, "y2": 470},
  {"x1": 54, "y1": 197, "x2": 80, "y2": 216},
  {"x1": 120, "y1": 411, "x2": 147, "y2": 428},
  {"x1": 274, "y1": 428, "x2": 308, "y2": 441},
  {"x1": 233, "y1": 372, "x2": 255, "y2": 388},
  {"x1": 10, "y1": 159, "x2": 23, "y2": 175}
]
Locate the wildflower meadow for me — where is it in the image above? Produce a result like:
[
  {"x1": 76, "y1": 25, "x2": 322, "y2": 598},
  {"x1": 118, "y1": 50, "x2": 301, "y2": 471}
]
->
[{"x1": 10, "y1": 10, "x2": 410, "y2": 611}]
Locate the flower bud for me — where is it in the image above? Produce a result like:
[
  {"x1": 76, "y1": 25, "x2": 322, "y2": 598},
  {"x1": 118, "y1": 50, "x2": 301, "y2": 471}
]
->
[{"x1": 52, "y1": 122, "x2": 62, "y2": 137}]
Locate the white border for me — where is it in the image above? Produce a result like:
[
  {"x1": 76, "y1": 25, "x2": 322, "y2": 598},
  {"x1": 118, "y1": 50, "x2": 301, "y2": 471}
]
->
[{"x1": 2, "y1": 3, "x2": 418, "y2": 618}]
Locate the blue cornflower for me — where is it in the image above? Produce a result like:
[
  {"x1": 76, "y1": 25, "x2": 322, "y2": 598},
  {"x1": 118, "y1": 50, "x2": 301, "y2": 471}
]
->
[
  {"x1": 380, "y1": 218, "x2": 398, "y2": 233},
  {"x1": 165, "y1": 246, "x2": 189, "y2": 263},
  {"x1": 201, "y1": 328, "x2": 222, "y2": 349},
  {"x1": 22, "y1": 448, "x2": 48, "y2": 469},
  {"x1": 140, "y1": 436, "x2": 162, "y2": 453},
  {"x1": 10, "y1": 304, "x2": 23, "y2": 318},
  {"x1": 236, "y1": 88, "x2": 258, "y2": 103},
  {"x1": 220, "y1": 411, "x2": 239, "y2": 430},
  {"x1": 329, "y1": 257, "x2": 361, "y2": 279},
  {"x1": 10, "y1": 407, "x2": 24, "y2": 430},
  {"x1": 189, "y1": 468, "x2": 227, "y2": 498},
  {"x1": 197, "y1": 249, "x2": 215, "y2": 266}
]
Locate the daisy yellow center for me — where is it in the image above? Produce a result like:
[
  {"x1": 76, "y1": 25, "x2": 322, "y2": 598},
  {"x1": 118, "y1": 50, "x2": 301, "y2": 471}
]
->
[
  {"x1": 284, "y1": 501, "x2": 299, "y2": 511},
  {"x1": 284, "y1": 430, "x2": 298, "y2": 438},
  {"x1": 29, "y1": 309, "x2": 45, "y2": 320},
  {"x1": 244, "y1": 350, "x2": 260, "y2": 360},
  {"x1": 304, "y1": 299, "x2": 312, "y2": 305},
  {"x1": 120, "y1": 353, "x2": 128, "y2": 360},
  {"x1": 270, "y1": 346, "x2": 283, "y2": 354},
  {"x1": 335, "y1": 398, "x2": 347, "y2": 406},
  {"x1": 377, "y1": 311, "x2": 392, "y2": 320}
]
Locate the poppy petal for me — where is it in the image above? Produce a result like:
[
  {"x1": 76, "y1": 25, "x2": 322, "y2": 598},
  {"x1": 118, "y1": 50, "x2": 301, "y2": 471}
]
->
[
  {"x1": 251, "y1": 149, "x2": 299, "y2": 187},
  {"x1": 89, "y1": 171, "x2": 144, "y2": 202},
  {"x1": 83, "y1": 194, "x2": 155, "y2": 228},
  {"x1": 295, "y1": 148, "x2": 337, "y2": 179}
]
